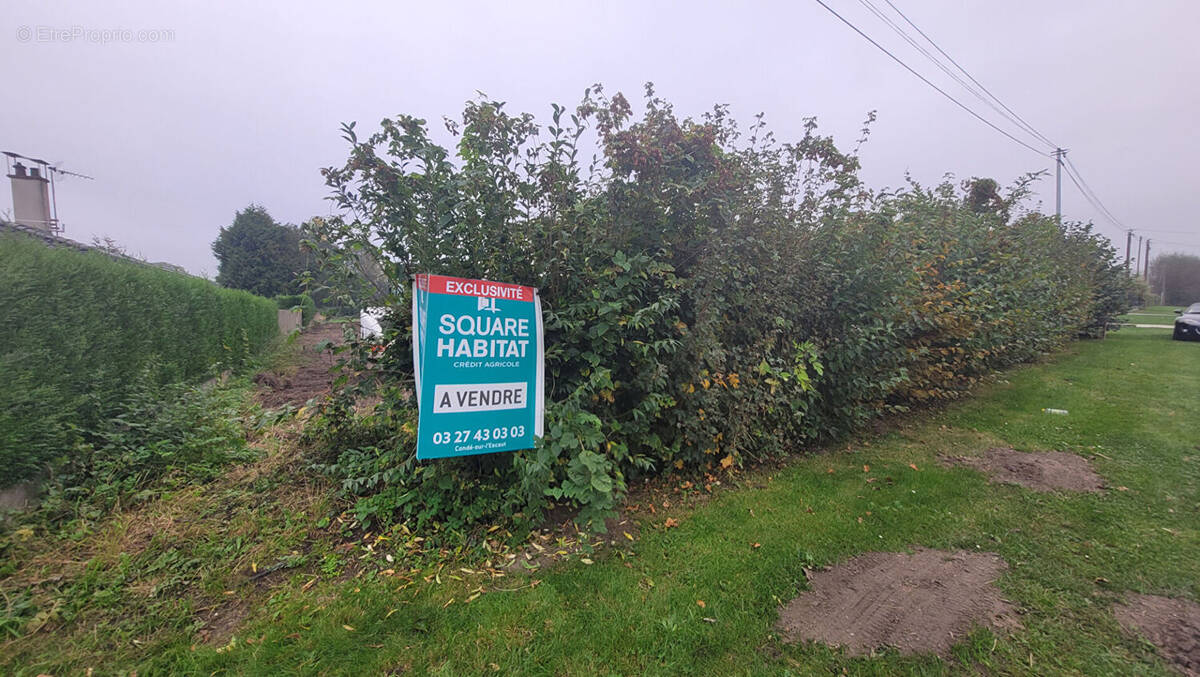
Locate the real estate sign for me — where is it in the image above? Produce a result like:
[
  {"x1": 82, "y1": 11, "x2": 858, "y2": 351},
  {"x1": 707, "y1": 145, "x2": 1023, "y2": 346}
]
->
[{"x1": 412, "y1": 274, "x2": 544, "y2": 459}]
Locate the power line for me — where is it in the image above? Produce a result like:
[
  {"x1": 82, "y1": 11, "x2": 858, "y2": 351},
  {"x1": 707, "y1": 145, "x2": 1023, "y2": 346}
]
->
[
  {"x1": 875, "y1": 1, "x2": 1150, "y2": 243},
  {"x1": 817, "y1": 0, "x2": 1152, "y2": 244},
  {"x1": 1059, "y1": 162, "x2": 1114, "y2": 226},
  {"x1": 1062, "y1": 156, "x2": 1126, "y2": 229},
  {"x1": 855, "y1": 0, "x2": 1020, "y2": 127},
  {"x1": 1132, "y1": 228, "x2": 1199, "y2": 235},
  {"x1": 813, "y1": 0, "x2": 1050, "y2": 156},
  {"x1": 1063, "y1": 158, "x2": 1121, "y2": 226},
  {"x1": 1059, "y1": 161, "x2": 1127, "y2": 240},
  {"x1": 879, "y1": 0, "x2": 1057, "y2": 148},
  {"x1": 857, "y1": 0, "x2": 1055, "y2": 151},
  {"x1": 1152, "y1": 239, "x2": 1200, "y2": 249}
]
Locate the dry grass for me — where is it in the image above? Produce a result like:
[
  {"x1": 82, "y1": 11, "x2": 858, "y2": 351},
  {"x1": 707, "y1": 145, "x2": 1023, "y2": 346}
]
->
[{"x1": 0, "y1": 413, "x2": 341, "y2": 667}]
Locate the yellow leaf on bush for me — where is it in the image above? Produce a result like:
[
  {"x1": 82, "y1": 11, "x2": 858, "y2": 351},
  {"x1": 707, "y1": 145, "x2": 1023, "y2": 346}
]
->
[{"x1": 720, "y1": 454, "x2": 734, "y2": 469}]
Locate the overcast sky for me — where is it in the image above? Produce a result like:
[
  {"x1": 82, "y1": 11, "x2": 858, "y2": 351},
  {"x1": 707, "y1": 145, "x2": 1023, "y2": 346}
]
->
[{"x1": 4, "y1": 1, "x2": 1198, "y2": 276}]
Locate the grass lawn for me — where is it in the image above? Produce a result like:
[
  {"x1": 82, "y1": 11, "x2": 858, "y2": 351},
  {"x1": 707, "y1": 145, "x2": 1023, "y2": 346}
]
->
[
  {"x1": 1118, "y1": 304, "x2": 1186, "y2": 324},
  {"x1": 3, "y1": 327, "x2": 1198, "y2": 675}
]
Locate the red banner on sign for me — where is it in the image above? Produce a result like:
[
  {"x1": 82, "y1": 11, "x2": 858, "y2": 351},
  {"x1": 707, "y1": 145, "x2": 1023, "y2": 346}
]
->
[{"x1": 416, "y1": 274, "x2": 535, "y2": 303}]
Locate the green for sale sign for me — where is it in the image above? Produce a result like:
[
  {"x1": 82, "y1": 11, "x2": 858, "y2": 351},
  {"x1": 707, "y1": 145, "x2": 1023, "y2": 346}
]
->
[{"x1": 412, "y1": 274, "x2": 544, "y2": 459}]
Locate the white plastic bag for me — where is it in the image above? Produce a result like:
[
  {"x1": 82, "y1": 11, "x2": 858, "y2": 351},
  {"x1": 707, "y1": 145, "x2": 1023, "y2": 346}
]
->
[{"x1": 359, "y1": 306, "x2": 386, "y2": 339}]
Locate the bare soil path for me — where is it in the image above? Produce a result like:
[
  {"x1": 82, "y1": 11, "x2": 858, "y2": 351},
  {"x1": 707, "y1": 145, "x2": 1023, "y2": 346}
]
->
[{"x1": 254, "y1": 322, "x2": 346, "y2": 409}]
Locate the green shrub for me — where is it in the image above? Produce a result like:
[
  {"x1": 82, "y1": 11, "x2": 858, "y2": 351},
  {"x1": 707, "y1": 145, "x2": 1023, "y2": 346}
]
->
[
  {"x1": 275, "y1": 293, "x2": 316, "y2": 325},
  {"x1": 305, "y1": 86, "x2": 1131, "y2": 530},
  {"x1": 42, "y1": 368, "x2": 255, "y2": 518},
  {"x1": 0, "y1": 234, "x2": 277, "y2": 485}
]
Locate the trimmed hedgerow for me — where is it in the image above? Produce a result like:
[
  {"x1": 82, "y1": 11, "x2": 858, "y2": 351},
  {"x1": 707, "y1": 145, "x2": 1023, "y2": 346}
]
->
[
  {"x1": 0, "y1": 232, "x2": 277, "y2": 485},
  {"x1": 304, "y1": 86, "x2": 1131, "y2": 531}
]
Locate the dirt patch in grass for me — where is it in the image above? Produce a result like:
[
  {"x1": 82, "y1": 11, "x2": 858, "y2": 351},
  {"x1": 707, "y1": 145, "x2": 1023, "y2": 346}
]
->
[
  {"x1": 1114, "y1": 594, "x2": 1200, "y2": 676},
  {"x1": 776, "y1": 548, "x2": 1019, "y2": 657},
  {"x1": 943, "y1": 447, "x2": 1105, "y2": 492},
  {"x1": 255, "y1": 322, "x2": 346, "y2": 409},
  {"x1": 198, "y1": 598, "x2": 251, "y2": 647}
]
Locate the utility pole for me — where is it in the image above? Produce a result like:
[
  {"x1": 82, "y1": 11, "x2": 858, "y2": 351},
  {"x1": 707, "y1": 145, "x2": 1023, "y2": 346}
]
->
[
  {"x1": 1125, "y1": 230, "x2": 1133, "y2": 273},
  {"x1": 1162, "y1": 262, "x2": 1168, "y2": 306},
  {"x1": 1137, "y1": 235, "x2": 1144, "y2": 277},
  {"x1": 1054, "y1": 148, "x2": 1066, "y2": 224},
  {"x1": 1144, "y1": 239, "x2": 1151, "y2": 281}
]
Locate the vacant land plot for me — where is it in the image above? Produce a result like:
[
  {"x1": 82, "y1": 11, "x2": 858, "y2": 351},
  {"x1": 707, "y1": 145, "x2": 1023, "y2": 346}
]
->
[{"x1": 2, "y1": 327, "x2": 1197, "y2": 675}]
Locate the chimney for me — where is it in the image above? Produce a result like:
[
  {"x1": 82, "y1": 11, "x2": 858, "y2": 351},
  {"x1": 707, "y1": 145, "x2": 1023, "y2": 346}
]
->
[{"x1": 8, "y1": 162, "x2": 53, "y2": 232}]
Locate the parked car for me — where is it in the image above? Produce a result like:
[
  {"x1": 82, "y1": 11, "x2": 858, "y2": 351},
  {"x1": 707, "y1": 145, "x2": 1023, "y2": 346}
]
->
[{"x1": 1174, "y1": 303, "x2": 1200, "y2": 341}]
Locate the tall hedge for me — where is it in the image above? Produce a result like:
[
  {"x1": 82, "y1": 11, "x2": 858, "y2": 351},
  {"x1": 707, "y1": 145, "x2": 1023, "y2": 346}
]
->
[
  {"x1": 0, "y1": 232, "x2": 277, "y2": 484},
  {"x1": 306, "y1": 87, "x2": 1131, "y2": 529}
]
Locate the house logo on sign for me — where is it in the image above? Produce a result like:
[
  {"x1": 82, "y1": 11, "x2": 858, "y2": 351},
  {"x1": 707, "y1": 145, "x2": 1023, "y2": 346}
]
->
[{"x1": 477, "y1": 296, "x2": 499, "y2": 312}]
